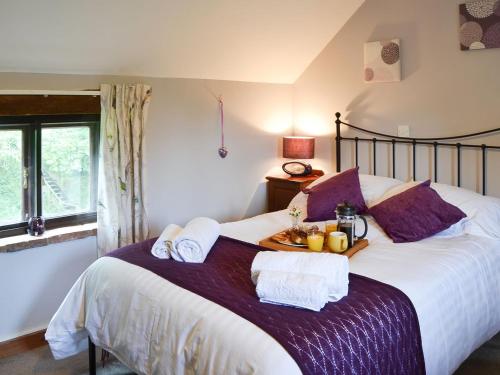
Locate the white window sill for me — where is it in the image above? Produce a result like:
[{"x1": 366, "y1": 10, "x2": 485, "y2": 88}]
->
[{"x1": 0, "y1": 223, "x2": 97, "y2": 253}]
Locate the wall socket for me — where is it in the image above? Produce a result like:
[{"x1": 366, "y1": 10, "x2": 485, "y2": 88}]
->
[{"x1": 398, "y1": 125, "x2": 410, "y2": 137}]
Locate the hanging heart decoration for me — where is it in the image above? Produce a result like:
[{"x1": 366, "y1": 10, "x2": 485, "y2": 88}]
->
[
  {"x1": 218, "y1": 146, "x2": 228, "y2": 158},
  {"x1": 217, "y1": 97, "x2": 228, "y2": 158}
]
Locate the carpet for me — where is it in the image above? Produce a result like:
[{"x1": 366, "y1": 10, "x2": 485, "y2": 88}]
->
[
  {"x1": 0, "y1": 332, "x2": 498, "y2": 374},
  {"x1": 0, "y1": 345, "x2": 133, "y2": 375}
]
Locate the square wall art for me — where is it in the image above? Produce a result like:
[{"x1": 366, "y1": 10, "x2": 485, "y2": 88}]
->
[
  {"x1": 364, "y1": 39, "x2": 401, "y2": 83},
  {"x1": 460, "y1": 0, "x2": 500, "y2": 50}
]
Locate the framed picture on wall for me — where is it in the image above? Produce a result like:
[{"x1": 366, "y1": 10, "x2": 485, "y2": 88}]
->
[
  {"x1": 459, "y1": 0, "x2": 500, "y2": 50},
  {"x1": 363, "y1": 39, "x2": 401, "y2": 83}
]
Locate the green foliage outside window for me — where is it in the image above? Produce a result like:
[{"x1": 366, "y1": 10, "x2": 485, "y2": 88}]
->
[
  {"x1": 0, "y1": 127, "x2": 91, "y2": 225},
  {"x1": 42, "y1": 127, "x2": 91, "y2": 217},
  {"x1": 0, "y1": 131, "x2": 23, "y2": 225}
]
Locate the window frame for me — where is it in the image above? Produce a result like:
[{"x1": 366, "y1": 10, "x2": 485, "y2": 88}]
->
[{"x1": 0, "y1": 114, "x2": 100, "y2": 238}]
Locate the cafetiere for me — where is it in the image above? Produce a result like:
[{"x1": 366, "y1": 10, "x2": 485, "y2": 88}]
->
[{"x1": 336, "y1": 202, "x2": 368, "y2": 248}]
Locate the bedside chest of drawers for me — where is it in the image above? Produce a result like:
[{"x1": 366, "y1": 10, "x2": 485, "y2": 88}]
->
[{"x1": 265, "y1": 170, "x2": 324, "y2": 212}]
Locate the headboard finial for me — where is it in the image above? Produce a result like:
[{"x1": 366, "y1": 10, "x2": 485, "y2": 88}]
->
[{"x1": 335, "y1": 112, "x2": 342, "y2": 173}]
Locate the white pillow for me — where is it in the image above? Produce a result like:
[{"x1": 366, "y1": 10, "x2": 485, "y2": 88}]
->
[
  {"x1": 359, "y1": 175, "x2": 405, "y2": 207},
  {"x1": 367, "y1": 180, "x2": 419, "y2": 208},
  {"x1": 288, "y1": 173, "x2": 404, "y2": 214},
  {"x1": 431, "y1": 183, "x2": 500, "y2": 240}
]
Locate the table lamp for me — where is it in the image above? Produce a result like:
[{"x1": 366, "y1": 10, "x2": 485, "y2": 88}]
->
[{"x1": 282, "y1": 136, "x2": 315, "y2": 176}]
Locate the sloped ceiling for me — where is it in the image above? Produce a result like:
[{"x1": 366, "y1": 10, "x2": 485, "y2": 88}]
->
[{"x1": 0, "y1": 0, "x2": 364, "y2": 84}]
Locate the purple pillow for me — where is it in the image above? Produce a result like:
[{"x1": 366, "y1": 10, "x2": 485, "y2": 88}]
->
[
  {"x1": 369, "y1": 180, "x2": 466, "y2": 243},
  {"x1": 304, "y1": 167, "x2": 367, "y2": 222}
]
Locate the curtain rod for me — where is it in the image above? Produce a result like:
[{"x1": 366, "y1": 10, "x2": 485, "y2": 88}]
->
[{"x1": 0, "y1": 89, "x2": 100, "y2": 96}]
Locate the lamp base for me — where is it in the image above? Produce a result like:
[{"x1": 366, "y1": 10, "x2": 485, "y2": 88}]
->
[{"x1": 282, "y1": 161, "x2": 313, "y2": 177}]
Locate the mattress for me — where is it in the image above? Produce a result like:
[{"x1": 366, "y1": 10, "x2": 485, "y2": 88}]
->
[{"x1": 46, "y1": 210, "x2": 500, "y2": 375}]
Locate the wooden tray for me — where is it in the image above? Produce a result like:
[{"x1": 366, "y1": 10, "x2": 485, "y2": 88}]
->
[{"x1": 258, "y1": 230, "x2": 369, "y2": 258}]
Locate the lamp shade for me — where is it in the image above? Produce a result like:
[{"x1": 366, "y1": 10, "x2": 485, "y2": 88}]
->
[{"x1": 283, "y1": 136, "x2": 315, "y2": 159}]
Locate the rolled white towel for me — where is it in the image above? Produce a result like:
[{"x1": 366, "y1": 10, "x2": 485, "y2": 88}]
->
[
  {"x1": 251, "y1": 251, "x2": 349, "y2": 302},
  {"x1": 256, "y1": 270, "x2": 329, "y2": 311},
  {"x1": 171, "y1": 217, "x2": 220, "y2": 263},
  {"x1": 151, "y1": 224, "x2": 183, "y2": 259}
]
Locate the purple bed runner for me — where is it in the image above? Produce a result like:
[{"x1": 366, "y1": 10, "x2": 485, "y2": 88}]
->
[{"x1": 108, "y1": 236, "x2": 425, "y2": 375}]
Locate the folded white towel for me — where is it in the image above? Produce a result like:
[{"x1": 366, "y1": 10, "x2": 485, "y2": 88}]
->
[
  {"x1": 171, "y1": 217, "x2": 220, "y2": 263},
  {"x1": 256, "y1": 270, "x2": 329, "y2": 311},
  {"x1": 151, "y1": 224, "x2": 183, "y2": 259},
  {"x1": 251, "y1": 251, "x2": 349, "y2": 302}
]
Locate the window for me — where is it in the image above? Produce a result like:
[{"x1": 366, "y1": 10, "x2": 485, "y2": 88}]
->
[
  {"x1": 0, "y1": 115, "x2": 100, "y2": 238},
  {"x1": 0, "y1": 130, "x2": 23, "y2": 225}
]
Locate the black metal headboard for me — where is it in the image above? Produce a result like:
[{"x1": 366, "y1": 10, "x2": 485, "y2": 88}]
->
[{"x1": 334, "y1": 112, "x2": 500, "y2": 196}]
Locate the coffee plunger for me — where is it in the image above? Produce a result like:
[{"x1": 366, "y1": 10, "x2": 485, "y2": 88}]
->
[{"x1": 336, "y1": 202, "x2": 368, "y2": 248}]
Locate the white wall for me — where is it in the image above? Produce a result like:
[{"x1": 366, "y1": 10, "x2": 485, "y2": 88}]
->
[
  {"x1": 142, "y1": 78, "x2": 292, "y2": 232},
  {"x1": 0, "y1": 73, "x2": 293, "y2": 341},
  {"x1": 0, "y1": 237, "x2": 97, "y2": 342},
  {"x1": 293, "y1": 0, "x2": 500, "y2": 196}
]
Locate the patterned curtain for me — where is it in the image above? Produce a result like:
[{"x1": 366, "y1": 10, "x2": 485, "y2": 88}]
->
[{"x1": 97, "y1": 84, "x2": 152, "y2": 256}]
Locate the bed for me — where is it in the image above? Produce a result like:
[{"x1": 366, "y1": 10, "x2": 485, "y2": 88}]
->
[{"x1": 45, "y1": 114, "x2": 500, "y2": 375}]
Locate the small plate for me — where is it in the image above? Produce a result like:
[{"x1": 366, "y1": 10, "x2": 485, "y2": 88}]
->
[{"x1": 271, "y1": 232, "x2": 308, "y2": 247}]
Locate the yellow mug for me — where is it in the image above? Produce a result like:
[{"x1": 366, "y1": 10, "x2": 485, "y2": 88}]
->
[{"x1": 328, "y1": 231, "x2": 348, "y2": 253}]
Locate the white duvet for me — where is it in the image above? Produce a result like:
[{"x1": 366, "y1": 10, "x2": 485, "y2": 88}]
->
[{"x1": 46, "y1": 179, "x2": 500, "y2": 375}]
